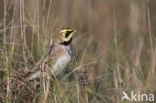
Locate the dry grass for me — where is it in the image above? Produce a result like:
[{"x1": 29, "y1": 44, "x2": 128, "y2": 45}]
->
[{"x1": 0, "y1": 0, "x2": 156, "y2": 103}]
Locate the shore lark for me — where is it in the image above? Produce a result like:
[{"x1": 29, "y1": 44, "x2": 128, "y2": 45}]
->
[{"x1": 28, "y1": 28, "x2": 76, "y2": 80}]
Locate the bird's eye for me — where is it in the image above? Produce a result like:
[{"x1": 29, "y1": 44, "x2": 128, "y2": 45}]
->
[{"x1": 65, "y1": 31, "x2": 72, "y2": 38}]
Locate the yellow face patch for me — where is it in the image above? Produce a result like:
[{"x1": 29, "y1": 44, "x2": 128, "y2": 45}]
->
[{"x1": 60, "y1": 29, "x2": 76, "y2": 42}]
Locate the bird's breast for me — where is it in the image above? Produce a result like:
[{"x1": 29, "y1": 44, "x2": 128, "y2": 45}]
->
[{"x1": 52, "y1": 46, "x2": 72, "y2": 75}]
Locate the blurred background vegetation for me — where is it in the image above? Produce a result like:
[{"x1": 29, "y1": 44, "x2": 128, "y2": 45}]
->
[{"x1": 0, "y1": 0, "x2": 156, "y2": 103}]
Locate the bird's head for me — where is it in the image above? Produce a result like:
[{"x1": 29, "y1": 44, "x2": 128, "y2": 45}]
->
[{"x1": 59, "y1": 28, "x2": 76, "y2": 43}]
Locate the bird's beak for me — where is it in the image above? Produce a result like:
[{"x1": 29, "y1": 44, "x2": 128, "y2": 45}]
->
[
  {"x1": 72, "y1": 30, "x2": 77, "y2": 36},
  {"x1": 73, "y1": 29, "x2": 77, "y2": 33}
]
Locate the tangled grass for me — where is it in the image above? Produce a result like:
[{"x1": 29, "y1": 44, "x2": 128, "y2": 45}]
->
[{"x1": 0, "y1": 0, "x2": 156, "y2": 103}]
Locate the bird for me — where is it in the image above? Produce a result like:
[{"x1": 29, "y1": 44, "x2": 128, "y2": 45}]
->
[{"x1": 26, "y1": 28, "x2": 76, "y2": 81}]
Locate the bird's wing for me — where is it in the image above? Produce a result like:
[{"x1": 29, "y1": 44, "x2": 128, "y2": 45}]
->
[
  {"x1": 22, "y1": 41, "x2": 57, "y2": 82},
  {"x1": 48, "y1": 42, "x2": 55, "y2": 55}
]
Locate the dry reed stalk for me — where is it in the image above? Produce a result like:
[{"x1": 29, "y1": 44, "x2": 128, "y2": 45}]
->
[
  {"x1": 42, "y1": 73, "x2": 50, "y2": 103},
  {"x1": 112, "y1": 0, "x2": 121, "y2": 102}
]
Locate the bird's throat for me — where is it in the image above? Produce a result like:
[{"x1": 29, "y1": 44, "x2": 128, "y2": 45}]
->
[{"x1": 60, "y1": 38, "x2": 72, "y2": 46}]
